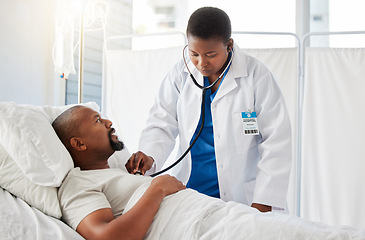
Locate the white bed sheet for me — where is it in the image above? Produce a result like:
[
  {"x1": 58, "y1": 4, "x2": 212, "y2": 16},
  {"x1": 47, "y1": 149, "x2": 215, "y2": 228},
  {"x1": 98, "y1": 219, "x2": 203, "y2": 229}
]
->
[
  {"x1": 125, "y1": 183, "x2": 365, "y2": 240},
  {"x1": 2, "y1": 180, "x2": 365, "y2": 240},
  {"x1": 0, "y1": 187, "x2": 84, "y2": 240}
]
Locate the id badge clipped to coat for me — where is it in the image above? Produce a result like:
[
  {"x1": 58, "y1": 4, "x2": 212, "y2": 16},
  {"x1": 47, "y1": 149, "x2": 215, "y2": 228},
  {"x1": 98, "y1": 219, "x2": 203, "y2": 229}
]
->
[{"x1": 242, "y1": 111, "x2": 259, "y2": 135}]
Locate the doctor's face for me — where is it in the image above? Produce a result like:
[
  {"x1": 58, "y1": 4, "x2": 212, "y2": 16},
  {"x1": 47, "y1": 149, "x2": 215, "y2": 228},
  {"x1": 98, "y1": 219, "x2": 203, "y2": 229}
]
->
[{"x1": 187, "y1": 36, "x2": 232, "y2": 80}]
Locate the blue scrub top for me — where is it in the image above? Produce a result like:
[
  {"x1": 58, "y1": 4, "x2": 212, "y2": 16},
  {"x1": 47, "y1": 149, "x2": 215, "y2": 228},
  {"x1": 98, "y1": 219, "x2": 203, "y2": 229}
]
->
[{"x1": 187, "y1": 62, "x2": 231, "y2": 198}]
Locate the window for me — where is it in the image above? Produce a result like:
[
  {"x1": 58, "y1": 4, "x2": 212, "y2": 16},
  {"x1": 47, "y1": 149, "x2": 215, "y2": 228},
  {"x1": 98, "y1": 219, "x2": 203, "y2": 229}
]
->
[
  {"x1": 133, "y1": 0, "x2": 296, "y2": 48},
  {"x1": 309, "y1": 0, "x2": 365, "y2": 47},
  {"x1": 155, "y1": 6, "x2": 175, "y2": 28}
]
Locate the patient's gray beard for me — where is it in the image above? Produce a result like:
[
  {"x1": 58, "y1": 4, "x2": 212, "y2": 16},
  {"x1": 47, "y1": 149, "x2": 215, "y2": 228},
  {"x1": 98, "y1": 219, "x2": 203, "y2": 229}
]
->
[{"x1": 109, "y1": 129, "x2": 124, "y2": 151}]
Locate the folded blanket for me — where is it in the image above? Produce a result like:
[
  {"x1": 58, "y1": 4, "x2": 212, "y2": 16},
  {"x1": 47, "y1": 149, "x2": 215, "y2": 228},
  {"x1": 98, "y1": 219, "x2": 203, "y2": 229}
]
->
[{"x1": 124, "y1": 183, "x2": 365, "y2": 240}]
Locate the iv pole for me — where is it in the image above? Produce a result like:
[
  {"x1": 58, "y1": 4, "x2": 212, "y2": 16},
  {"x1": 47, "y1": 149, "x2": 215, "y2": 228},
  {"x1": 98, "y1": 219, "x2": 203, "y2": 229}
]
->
[{"x1": 78, "y1": 8, "x2": 84, "y2": 104}]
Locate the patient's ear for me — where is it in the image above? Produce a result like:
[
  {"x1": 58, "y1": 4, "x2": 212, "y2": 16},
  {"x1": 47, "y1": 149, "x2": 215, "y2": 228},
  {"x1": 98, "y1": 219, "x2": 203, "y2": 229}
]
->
[{"x1": 70, "y1": 137, "x2": 87, "y2": 151}]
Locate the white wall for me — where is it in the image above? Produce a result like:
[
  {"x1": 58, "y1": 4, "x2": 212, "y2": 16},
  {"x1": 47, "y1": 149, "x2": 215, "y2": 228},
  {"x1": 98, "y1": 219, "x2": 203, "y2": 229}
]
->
[{"x1": 0, "y1": 0, "x2": 63, "y2": 106}]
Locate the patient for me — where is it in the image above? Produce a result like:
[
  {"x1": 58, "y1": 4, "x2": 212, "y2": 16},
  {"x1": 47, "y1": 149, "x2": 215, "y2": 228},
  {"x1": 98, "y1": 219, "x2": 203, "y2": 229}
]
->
[
  {"x1": 54, "y1": 106, "x2": 363, "y2": 240},
  {"x1": 53, "y1": 106, "x2": 185, "y2": 240}
]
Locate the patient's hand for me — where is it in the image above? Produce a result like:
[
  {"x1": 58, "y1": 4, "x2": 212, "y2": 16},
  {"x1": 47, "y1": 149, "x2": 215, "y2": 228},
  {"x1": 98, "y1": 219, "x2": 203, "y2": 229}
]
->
[{"x1": 150, "y1": 175, "x2": 186, "y2": 197}]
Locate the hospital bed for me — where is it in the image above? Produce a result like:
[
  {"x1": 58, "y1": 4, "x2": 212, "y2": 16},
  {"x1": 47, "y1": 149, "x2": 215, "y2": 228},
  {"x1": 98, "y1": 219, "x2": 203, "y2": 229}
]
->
[
  {"x1": 1, "y1": 31, "x2": 365, "y2": 239},
  {"x1": 0, "y1": 100, "x2": 365, "y2": 239}
]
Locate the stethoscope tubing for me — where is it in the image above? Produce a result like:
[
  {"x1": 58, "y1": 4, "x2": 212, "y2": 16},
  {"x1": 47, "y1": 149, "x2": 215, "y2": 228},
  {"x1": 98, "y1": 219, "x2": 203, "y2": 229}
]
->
[
  {"x1": 150, "y1": 46, "x2": 233, "y2": 177},
  {"x1": 150, "y1": 88, "x2": 208, "y2": 177}
]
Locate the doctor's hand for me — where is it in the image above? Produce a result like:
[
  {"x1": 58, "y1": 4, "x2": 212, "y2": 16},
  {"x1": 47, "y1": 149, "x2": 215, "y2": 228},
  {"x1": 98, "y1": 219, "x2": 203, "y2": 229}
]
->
[
  {"x1": 251, "y1": 203, "x2": 272, "y2": 212},
  {"x1": 125, "y1": 151, "x2": 154, "y2": 175}
]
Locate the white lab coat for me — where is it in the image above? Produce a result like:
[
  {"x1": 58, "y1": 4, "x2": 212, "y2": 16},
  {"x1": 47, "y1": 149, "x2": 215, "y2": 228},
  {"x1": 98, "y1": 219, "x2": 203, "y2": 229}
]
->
[{"x1": 139, "y1": 43, "x2": 292, "y2": 209}]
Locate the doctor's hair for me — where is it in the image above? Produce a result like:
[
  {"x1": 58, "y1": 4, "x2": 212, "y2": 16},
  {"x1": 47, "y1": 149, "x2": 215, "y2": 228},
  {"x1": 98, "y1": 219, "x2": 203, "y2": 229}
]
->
[
  {"x1": 52, "y1": 105, "x2": 83, "y2": 152},
  {"x1": 187, "y1": 7, "x2": 231, "y2": 42}
]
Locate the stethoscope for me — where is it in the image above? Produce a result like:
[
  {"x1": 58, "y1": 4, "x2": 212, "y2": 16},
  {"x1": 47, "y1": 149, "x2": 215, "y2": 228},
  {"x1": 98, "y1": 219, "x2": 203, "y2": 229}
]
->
[{"x1": 149, "y1": 45, "x2": 234, "y2": 177}]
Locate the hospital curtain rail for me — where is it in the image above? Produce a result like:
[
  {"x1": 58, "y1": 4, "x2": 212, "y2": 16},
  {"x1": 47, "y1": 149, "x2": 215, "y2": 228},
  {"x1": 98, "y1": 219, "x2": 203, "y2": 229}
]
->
[{"x1": 300, "y1": 31, "x2": 365, "y2": 229}]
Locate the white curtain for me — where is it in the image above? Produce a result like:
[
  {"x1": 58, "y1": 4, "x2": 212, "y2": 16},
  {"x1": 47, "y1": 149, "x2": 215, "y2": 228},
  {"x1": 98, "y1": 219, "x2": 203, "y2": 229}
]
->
[
  {"x1": 102, "y1": 47, "x2": 182, "y2": 153},
  {"x1": 301, "y1": 48, "x2": 365, "y2": 229}
]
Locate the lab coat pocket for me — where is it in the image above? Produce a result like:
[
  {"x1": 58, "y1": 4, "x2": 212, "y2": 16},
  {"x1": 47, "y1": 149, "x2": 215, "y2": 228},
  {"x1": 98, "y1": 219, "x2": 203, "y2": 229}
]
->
[{"x1": 242, "y1": 179, "x2": 256, "y2": 206}]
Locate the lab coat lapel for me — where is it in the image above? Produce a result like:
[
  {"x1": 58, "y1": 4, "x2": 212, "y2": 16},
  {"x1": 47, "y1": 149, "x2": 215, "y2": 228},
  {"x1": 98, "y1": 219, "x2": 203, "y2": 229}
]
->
[
  {"x1": 184, "y1": 60, "x2": 204, "y2": 98},
  {"x1": 213, "y1": 71, "x2": 237, "y2": 102},
  {"x1": 213, "y1": 45, "x2": 249, "y2": 102}
]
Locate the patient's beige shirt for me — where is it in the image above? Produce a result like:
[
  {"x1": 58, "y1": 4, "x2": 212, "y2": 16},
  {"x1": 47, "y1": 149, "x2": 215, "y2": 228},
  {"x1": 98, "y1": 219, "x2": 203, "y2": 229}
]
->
[{"x1": 58, "y1": 167, "x2": 152, "y2": 230}]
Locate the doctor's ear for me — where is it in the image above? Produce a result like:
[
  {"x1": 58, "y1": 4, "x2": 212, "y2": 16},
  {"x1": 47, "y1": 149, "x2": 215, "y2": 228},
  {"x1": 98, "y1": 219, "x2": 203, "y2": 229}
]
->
[
  {"x1": 70, "y1": 137, "x2": 87, "y2": 152},
  {"x1": 226, "y1": 38, "x2": 233, "y2": 52}
]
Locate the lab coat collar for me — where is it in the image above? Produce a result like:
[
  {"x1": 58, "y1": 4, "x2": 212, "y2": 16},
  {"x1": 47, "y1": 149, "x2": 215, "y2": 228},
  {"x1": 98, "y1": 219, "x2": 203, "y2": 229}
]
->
[
  {"x1": 182, "y1": 42, "x2": 249, "y2": 81},
  {"x1": 230, "y1": 42, "x2": 249, "y2": 78},
  {"x1": 184, "y1": 58, "x2": 204, "y2": 87}
]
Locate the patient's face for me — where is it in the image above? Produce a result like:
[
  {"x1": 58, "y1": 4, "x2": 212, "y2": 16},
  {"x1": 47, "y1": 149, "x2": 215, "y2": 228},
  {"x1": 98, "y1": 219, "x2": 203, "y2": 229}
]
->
[{"x1": 76, "y1": 107, "x2": 123, "y2": 154}]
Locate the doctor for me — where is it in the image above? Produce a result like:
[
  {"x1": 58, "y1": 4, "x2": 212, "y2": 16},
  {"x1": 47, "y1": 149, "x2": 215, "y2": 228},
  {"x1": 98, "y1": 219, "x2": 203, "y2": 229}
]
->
[{"x1": 126, "y1": 7, "x2": 292, "y2": 213}]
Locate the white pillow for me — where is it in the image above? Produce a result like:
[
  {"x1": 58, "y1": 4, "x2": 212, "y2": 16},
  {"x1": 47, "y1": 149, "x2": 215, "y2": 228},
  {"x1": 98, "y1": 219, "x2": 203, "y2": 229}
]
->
[
  {"x1": 0, "y1": 144, "x2": 62, "y2": 218},
  {"x1": 0, "y1": 102, "x2": 131, "y2": 219},
  {"x1": 0, "y1": 102, "x2": 100, "y2": 187}
]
